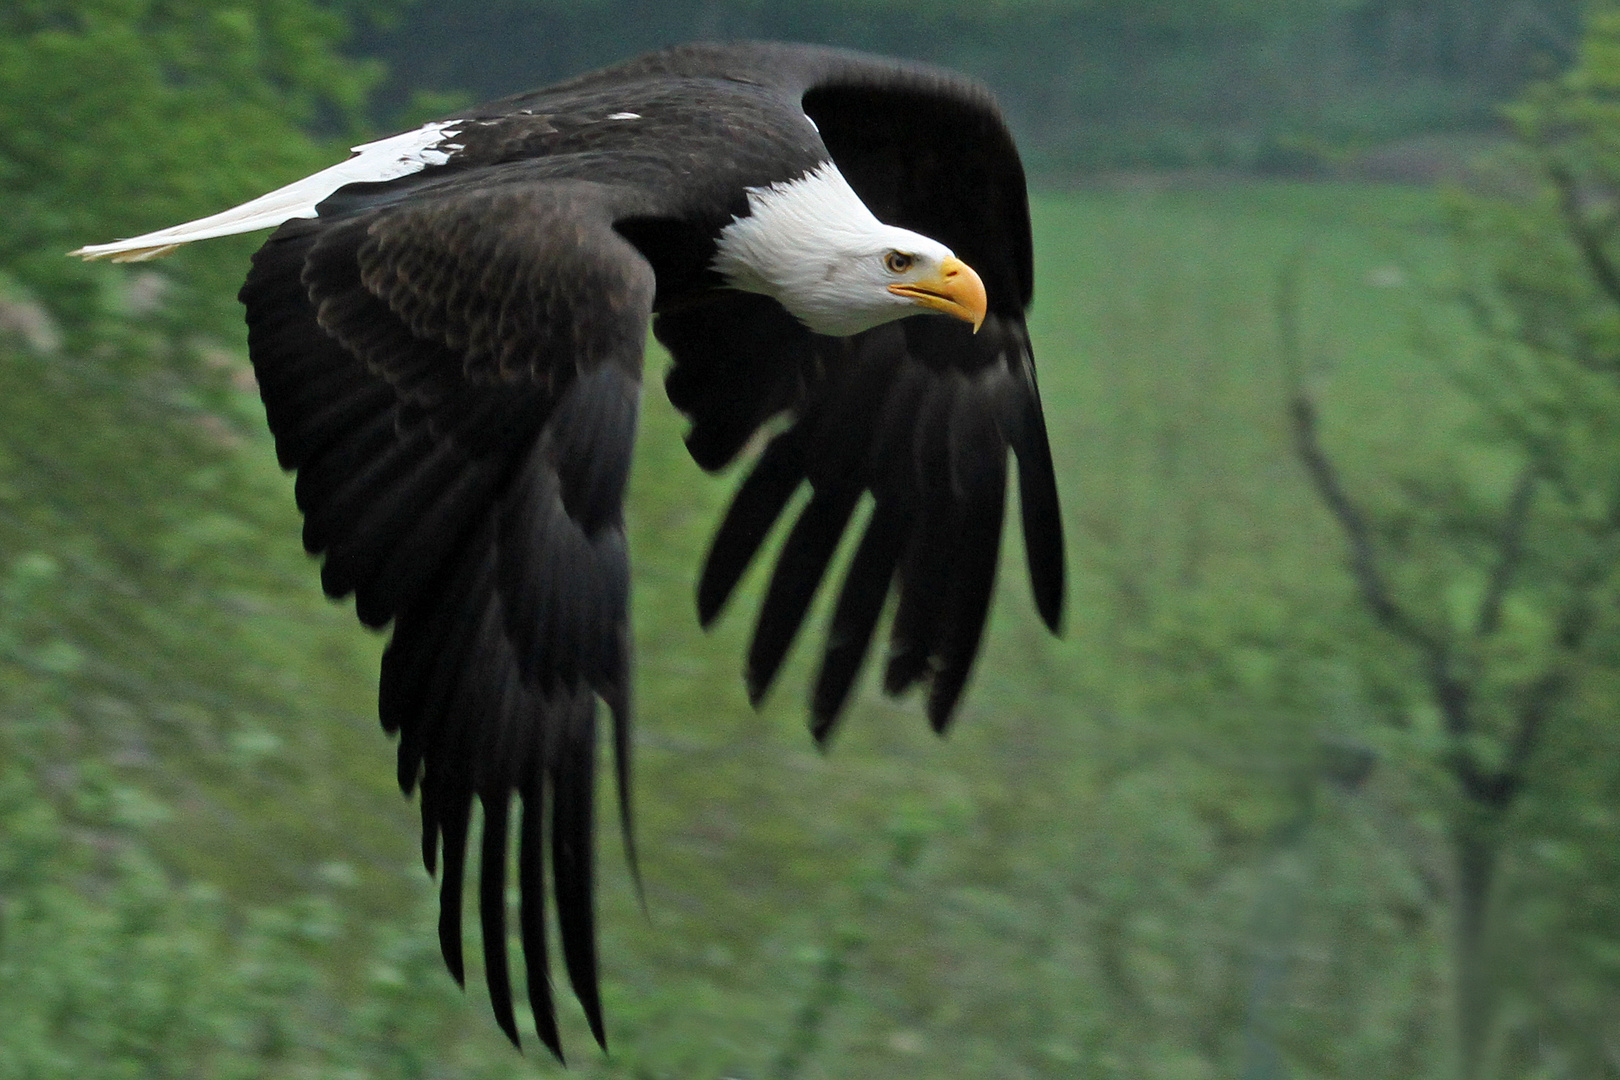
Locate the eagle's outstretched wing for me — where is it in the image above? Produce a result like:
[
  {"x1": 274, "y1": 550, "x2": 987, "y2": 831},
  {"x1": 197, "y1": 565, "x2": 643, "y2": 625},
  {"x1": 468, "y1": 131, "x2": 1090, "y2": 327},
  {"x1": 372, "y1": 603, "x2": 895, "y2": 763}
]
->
[{"x1": 242, "y1": 177, "x2": 656, "y2": 1054}]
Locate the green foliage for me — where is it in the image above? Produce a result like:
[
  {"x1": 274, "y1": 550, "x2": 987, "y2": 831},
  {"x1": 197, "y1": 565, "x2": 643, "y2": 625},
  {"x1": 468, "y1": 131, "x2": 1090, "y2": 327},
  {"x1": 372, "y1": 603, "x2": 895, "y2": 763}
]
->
[
  {"x1": 0, "y1": 716, "x2": 549, "y2": 1079},
  {"x1": 1407, "y1": 6, "x2": 1620, "y2": 1070},
  {"x1": 0, "y1": 0, "x2": 380, "y2": 329}
]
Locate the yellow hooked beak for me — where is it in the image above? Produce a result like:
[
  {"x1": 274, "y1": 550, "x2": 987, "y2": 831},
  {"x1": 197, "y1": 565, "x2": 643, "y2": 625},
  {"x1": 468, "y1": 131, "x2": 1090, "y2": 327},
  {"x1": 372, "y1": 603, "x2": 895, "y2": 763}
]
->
[{"x1": 887, "y1": 256, "x2": 988, "y2": 333}]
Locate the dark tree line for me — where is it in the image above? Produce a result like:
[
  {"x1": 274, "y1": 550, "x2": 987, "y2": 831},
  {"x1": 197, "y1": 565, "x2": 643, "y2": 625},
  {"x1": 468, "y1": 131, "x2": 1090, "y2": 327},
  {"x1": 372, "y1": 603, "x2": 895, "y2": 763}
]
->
[{"x1": 349, "y1": 0, "x2": 1582, "y2": 173}]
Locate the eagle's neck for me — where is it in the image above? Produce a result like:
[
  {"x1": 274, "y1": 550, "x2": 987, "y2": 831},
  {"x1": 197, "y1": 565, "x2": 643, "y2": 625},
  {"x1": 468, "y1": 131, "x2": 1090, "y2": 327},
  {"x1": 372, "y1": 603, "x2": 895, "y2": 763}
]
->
[
  {"x1": 711, "y1": 162, "x2": 881, "y2": 294},
  {"x1": 711, "y1": 162, "x2": 942, "y2": 337}
]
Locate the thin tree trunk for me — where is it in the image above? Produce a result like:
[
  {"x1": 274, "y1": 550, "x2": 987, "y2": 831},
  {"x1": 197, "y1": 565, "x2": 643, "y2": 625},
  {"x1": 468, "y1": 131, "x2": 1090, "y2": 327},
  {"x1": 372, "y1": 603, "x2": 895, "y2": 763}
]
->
[{"x1": 1453, "y1": 817, "x2": 1502, "y2": 1080}]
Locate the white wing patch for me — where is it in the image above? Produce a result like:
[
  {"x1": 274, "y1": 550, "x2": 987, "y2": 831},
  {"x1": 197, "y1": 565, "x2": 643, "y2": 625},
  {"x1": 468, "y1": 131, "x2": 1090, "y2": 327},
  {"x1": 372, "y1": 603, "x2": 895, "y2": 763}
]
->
[{"x1": 70, "y1": 121, "x2": 463, "y2": 262}]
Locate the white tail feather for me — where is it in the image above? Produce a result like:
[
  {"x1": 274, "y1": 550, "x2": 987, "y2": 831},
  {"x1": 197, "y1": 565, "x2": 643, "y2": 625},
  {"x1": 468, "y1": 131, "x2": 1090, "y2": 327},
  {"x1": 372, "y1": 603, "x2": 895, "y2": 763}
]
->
[{"x1": 70, "y1": 122, "x2": 462, "y2": 262}]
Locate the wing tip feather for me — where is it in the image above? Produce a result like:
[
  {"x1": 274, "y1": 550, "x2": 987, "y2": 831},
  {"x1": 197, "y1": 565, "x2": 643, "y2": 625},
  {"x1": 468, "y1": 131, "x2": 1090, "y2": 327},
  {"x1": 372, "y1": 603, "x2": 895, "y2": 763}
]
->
[{"x1": 69, "y1": 242, "x2": 183, "y2": 262}]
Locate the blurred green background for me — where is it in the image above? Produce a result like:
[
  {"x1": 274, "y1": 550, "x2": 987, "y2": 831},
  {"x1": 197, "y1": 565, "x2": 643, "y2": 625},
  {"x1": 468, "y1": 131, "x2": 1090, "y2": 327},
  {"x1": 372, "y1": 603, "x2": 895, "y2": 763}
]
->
[{"x1": 4, "y1": 1, "x2": 1620, "y2": 1078}]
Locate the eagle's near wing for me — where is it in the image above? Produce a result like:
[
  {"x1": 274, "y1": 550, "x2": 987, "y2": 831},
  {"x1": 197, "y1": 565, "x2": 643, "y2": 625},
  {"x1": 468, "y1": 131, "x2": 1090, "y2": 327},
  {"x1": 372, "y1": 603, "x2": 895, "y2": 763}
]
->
[
  {"x1": 234, "y1": 42, "x2": 1064, "y2": 1060},
  {"x1": 241, "y1": 176, "x2": 657, "y2": 1055},
  {"x1": 658, "y1": 45, "x2": 1064, "y2": 734}
]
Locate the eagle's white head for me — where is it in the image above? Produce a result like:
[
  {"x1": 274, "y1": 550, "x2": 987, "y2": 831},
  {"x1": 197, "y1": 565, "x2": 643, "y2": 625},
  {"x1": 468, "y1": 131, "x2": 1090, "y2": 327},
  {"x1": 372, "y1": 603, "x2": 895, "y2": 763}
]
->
[{"x1": 712, "y1": 161, "x2": 988, "y2": 338}]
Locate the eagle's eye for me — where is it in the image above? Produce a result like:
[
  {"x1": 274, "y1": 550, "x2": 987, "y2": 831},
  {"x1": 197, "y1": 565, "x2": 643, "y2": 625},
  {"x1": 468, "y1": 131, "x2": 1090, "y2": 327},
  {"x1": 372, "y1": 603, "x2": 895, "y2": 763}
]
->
[{"x1": 883, "y1": 250, "x2": 915, "y2": 274}]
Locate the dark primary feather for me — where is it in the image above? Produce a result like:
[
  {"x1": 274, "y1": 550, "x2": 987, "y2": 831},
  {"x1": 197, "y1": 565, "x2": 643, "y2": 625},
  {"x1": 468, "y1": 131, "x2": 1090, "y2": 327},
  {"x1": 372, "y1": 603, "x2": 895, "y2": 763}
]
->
[
  {"x1": 667, "y1": 309, "x2": 1056, "y2": 738},
  {"x1": 233, "y1": 40, "x2": 1065, "y2": 1060}
]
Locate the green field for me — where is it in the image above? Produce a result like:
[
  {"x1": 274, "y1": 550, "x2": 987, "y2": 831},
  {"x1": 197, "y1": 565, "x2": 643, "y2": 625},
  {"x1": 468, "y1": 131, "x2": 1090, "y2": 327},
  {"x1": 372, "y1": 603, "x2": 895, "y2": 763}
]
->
[{"x1": 2, "y1": 181, "x2": 1499, "y2": 1078}]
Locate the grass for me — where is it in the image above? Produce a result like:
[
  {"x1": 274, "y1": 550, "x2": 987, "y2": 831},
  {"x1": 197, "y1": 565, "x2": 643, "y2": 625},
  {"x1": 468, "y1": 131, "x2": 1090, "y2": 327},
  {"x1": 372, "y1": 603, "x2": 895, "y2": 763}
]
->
[
  {"x1": 609, "y1": 179, "x2": 1472, "y2": 1078},
  {"x1": 20, "y1": 179, "x2": 1474, "y2": 1078}
]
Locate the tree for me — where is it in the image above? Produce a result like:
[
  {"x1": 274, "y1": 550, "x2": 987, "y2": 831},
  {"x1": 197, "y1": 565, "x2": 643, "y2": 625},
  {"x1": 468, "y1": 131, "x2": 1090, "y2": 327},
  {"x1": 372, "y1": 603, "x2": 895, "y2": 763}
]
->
[{"x1": 1285, "y1": 6, "x2": 1620, "y2": 1074}]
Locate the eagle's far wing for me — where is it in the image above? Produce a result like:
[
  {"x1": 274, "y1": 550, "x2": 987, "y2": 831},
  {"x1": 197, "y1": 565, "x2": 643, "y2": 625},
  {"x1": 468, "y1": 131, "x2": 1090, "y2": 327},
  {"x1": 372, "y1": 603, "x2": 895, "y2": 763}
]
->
[
  {"x1": 659, "y1": 51, "x2": 1065, "y2": 738},
  {"x1": 241, "y1": 176, "x2": 655, "y2": 1056}
]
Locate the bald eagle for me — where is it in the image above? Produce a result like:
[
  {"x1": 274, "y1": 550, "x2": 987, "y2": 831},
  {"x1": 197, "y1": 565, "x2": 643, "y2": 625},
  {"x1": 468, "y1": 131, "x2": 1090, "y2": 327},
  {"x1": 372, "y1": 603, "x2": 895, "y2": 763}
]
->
[{"x1": 74, "y1": 41, "x2": 1065, "y2": 1058}]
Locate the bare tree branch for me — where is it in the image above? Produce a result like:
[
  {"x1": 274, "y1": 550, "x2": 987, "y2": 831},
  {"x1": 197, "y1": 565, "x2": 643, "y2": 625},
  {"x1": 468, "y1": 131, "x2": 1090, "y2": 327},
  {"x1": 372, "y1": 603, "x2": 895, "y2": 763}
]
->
[
  {"x1": 1277, "y1": 247, "x2": 1613, "y2": 819},
  {"x1": 1278, "y1": 258, "x2": 1438, "y2": 655},
  {"x1": 1278, "y1": 257, "x2": 1486, "y2": 772}
]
